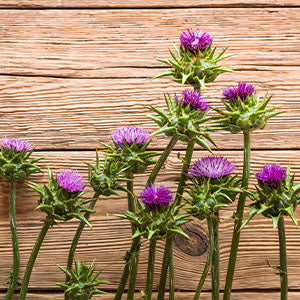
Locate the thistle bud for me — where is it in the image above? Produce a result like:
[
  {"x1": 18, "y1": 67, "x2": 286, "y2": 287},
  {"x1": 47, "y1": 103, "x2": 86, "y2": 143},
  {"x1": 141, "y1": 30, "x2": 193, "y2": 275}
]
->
[
  {"x1": 243, "y1": 165, "x2": 300, "y2": 229},
  {"x1": 56, "y1": 260, "x2": 107, "y2": 300},
  {"x1": 0, "y1": 137, "x2": 43, "y2": 182},
  {"x1": 29, "y1": 169, "x2": 92, "y2": 226},
  {"x1": 214, "y1": 82, "x2": 284, "y2": 133},
  {"x1": 155, "y1": 28, "x2": 233, "y2": 89}
]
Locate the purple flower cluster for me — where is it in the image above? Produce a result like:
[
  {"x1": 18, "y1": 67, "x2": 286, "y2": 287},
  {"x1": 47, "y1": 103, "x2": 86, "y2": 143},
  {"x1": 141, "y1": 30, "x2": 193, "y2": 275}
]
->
[
  {"x1": 223, "y1": 82, "x2": 255, "y2": 103},
  {"x1": 57, "y1": 169, "x2": 85, "y2": 193},
  {"x1": 256, "y1": 164, "x2": 287, "y2": 187},
  {"x1": 180, "y1": 28, "x2": 213, "y2": 53},
  {"x1": 1, "y1": 136, "x2": 33, "y2": 153},
  {"x1": 111, "y1": 126, "x2": 151, "y2": 148},
  {"x1": 177, "y1": 89, "x2": 209, "y2": 112},
  {"x1": 188, "y1": 156, "x2": 236, "y2": 179},
  {"x1": 140, "y1": 183, "x2": 173, "y2": 208}
]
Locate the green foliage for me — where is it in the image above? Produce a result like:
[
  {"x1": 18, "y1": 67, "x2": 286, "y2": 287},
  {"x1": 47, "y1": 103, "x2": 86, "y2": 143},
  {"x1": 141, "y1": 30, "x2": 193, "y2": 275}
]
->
[
  {"x1": 214, "y1": 94, "x2": 284, "y2": 134},
  {"x1": 29, "y1": 170, "x2": 93, "y2": 226},
  {"x1": 0, "y1": 148, "x2": 44, "y2": 182},
  {"x1": 184, "y1": 174, "x2": 242, "y2": 220},
  {"x1": 147, "y1": 94, "x2": 218, "y2": 153},
  {"x1": 56, "y1": 261, "x2": 107, "y2": 300},
  {"x1": 116, "y1": 200, "x2": 190, "y2": 241},
  {"x1": 242, "y1": 168, "x2": 300, "y2": 229},
  {"x1": 155, "y1": 43, "x2": 233, "y2": 89},
  {"x1": 86, "y1": 151, "x2": 130, "y2": 196}
]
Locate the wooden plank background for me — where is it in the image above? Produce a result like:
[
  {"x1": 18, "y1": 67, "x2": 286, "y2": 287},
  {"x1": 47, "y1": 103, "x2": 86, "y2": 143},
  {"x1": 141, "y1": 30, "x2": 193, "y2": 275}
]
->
[{"x1": 1, "y1": 1, "x2": 300, "y2": 299}]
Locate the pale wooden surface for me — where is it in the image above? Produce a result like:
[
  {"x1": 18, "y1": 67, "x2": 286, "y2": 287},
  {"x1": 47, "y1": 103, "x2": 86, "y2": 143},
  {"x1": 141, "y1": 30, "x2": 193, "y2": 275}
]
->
[{"x1": 1, "y1": 1, "x2": 300, "y2": 299}]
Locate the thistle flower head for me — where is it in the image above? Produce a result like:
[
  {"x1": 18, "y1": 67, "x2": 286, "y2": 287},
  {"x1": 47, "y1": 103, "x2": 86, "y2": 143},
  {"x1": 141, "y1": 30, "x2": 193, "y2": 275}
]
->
[
  {"x1": 111, "y1": 126, "x2": 151, "y2": 148},
  {"x1": 57, "y1": 169, "x2": 85, "y2": 193},
  {"x1": 223, "y1": 82, "x2": 255, "y2": 103},
  {"x1": 140, "y1": 183, "x2": 173, "y2": 208},
  {"x1": 188, "y1": 156, "x2": 236, "y2": 179},
  {"x1": 1, "y1": 136, "x2": 33, "y2": 153},
  {"x1": 180, "y1": 28, "x2": 213, "y2": 53},
  {"x1": 176, "y1": 89, "x2": 209, "y2": 112},
  {"x1": 256, "y1": 164, "x2": 287, "y2": 187}
]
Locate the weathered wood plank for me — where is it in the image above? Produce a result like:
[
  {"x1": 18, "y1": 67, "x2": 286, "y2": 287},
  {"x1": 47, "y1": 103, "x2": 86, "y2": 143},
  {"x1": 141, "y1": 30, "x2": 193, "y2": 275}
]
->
[
  {"x1": 1, "y1": 150, "x2": 300, "y2": 291},
  {"x1": 0, "y1": 1, "x2": 299, "y2": 9},
  {"x1": 0, "y1": 72, "x2": 299, "y2": 150},
  {"x1": 4, "y1": 291, "x2": 300, "y2": 300},
  {"x1": 0, "y1": 9, "x2": 299, "y2": 78}
]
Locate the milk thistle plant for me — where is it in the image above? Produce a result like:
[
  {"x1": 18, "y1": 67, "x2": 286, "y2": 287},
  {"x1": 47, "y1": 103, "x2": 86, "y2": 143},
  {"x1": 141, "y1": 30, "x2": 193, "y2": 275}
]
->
[{"x1": 0, "y1": 137, "x2": 43, "y2": 300}]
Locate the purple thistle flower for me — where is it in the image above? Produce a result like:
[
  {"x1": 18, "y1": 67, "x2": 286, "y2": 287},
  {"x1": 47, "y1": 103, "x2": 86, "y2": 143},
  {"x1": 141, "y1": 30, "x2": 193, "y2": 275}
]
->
[
  {"x1": 223, "y1": 82, "x2": 255, "y2": 103},
  {"x1": 176, "y1": 89, "x2": 209, "y2": 112},
  {"x1": 140, "y1": 183, "x2": 173, "y2": 208},
  {"x1": 180, "y1": 28, "x2": 213, "y2": 53},
  {"x1": 57, "y1": 169, "x2": 85, "y2": 193},
  {"x1": 1, "y1": 136, "x2": 33, "y2": 153},
  {"x1": 188, "y1": 156, "x2": 236, "y2": 179},
  {"x1": 256, "y1": 164, "x2": 287, "y2": 187},
  {"x1": 111, "y1": 126, "x2": 151, "y2": 148}
]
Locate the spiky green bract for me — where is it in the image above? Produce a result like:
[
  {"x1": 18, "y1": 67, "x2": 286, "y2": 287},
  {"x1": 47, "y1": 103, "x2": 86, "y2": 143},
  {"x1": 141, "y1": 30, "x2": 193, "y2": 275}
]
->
[
  {"x1": 56, "y1": 261, "x2": 107, "y2": 300},
  {"x1": 184, "y1": 174, "x2": 242, "y2": 220},
  {"x1": 86, "y1": 151, "x2": 130, "y2": 197},
  {"x1": 155, "y1": 43, "x2": 233, "y2": 89},
  {"x1": 242, "y1": 167, "x2": 300, "y2": 230},
  {"x1": 29, "y1": 170, "x2": 92, "y2": 227},
  {"x1": 147, "y1": 94, "x2": 217, "y2": 153},
  {"x1": 101, "y1": 140, "x2": 157, "y2": 174},
  {"x1": 0, "y1": 147, "x2": 43, "y2": 182},
  {"x1": 116, "y1": 200, "x2": 190, "y2": 241},
  {"x1": 214, "y1": 93, "x2": 284, "y2": 134}
]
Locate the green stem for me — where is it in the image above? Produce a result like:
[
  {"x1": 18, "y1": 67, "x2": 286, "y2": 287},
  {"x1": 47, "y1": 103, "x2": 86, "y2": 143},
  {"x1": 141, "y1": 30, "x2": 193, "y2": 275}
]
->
[
  {"x1": 168, "y1": 247, "x2": 175, "y2": 300},
  {"x1": 64, "y1": 193, "x2": 99, "y2": 300},
  {"x1": 175, "y1": 141, "x2": 194, "y2": 204},
  {"x1": 147, "y1": 136, "x2": 178, "y2": 186},
  {"x1": 19, "y1": 219, "x2": 51, "y2": 300},
  {"x1": 5, "y1": 181, "x2": 19, "y2": 300},
  {"x1": 223, "y1": 130, "x2": 251, "y2": 300},
  {"x1": 157, "y1": 235, "x2": 173, "y2": 300},
  {"x1": 127, "y1": 172, "x2": 135, "y2": 215},
  {"x1": 126, "y1": 241, "x2": 141, "y2": 300},
  {"x1": 278, "y1": 216, "x2": 288, "y2": 300},
  {"x1": 212, "y1": 213, "x2": 220, "y2": 300},
  {"x1": 194, "y1": 216, "x2": 214, "y2": 300},
  {"x1": 114, "y1": 237, "x2": 141, "y2": 300},
  {"x1": 145, "y1": 239, "x2": 157, "y2": 300}
]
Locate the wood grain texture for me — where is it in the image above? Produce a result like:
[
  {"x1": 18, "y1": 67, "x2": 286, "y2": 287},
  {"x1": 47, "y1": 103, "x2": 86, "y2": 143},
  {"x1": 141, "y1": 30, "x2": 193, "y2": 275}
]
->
[
  {"x1": 0, "y1": 0, "x2": 299, "y2": 9},
  {"x1": 0, "y1": 71, "x2": 299, "y2": 150},
  {"x1": 4, "y1": 292, "x2": 300, "y2": 300},
  {"x1": 0, "y1": 8, "x2": 299, "y2": 78},
  {"x1": 1, "y1": 150, "x2": 300, "y2": 291}
]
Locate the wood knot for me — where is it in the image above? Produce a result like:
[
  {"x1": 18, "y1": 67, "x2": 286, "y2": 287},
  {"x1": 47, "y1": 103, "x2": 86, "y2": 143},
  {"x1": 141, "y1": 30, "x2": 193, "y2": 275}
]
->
[{"x1": 174, "y1": 221, "x2": 208, "y2": 256}]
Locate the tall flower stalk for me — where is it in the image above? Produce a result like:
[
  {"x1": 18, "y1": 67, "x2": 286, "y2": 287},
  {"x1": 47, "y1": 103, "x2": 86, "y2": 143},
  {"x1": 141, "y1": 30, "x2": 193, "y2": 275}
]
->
[
  {"x1": 241, "y1": 165, "x2": 300, "y2": 300},
  {"x1": 19, "y1": 169, "x2": 91, "y2": 300},
  {"x1": 213, "y1": 82, "x2": 284, "y2": 299},
  {"x1": 185, "y1": 156, "x2": 240, "y2": 300},
  {"x1": 0, "y1": 137, "x2": 43, "y2": 300}
]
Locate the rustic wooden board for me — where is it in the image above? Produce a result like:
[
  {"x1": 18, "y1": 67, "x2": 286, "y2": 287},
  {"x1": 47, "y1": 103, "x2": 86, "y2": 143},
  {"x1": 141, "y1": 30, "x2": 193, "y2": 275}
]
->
[
  {"x1": 0, "y1": 71, "x2": 299, "y2": 150},
  {"x1": 0, "y1": 0, "x2": 299, "y2": 9},
  {"x1": 1, "y1": 150, "x2": 300, "y2": 291},
  {"x1": 3, "y1": 291, "x2": 300, "y2": 300},
  {"x1": 4, "y1": 291, "x2": 300, "y2": 300},
  {"x1": 0, "y1": 9, "x2": 299, "y2": 78}
]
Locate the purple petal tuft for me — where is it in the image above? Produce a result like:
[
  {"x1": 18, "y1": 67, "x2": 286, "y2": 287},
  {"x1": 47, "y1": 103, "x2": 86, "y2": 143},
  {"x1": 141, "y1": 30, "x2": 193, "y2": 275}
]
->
[
  {"x1": 180, "y1": 28, "x2": 213, "y2": 53},
  {"x1": 1, "y1": 136, "x2": 33, "y2": 153},
  {"x1": 223, "y1": 82, "x2": 255, "y2": 103},
  {"x1": 188, "y1": 156, "x2": 236, "y2": 179},
  {"x1": 140, "y1": 183, "x2": 173, "y2": 208},
  {"x1": 256, "y1": 164, "x2": 286, "y2": 187},
  {"x1": 57, "y1": 169, "x2": 85, "y2": 193},
  {"x1": 176, "y1": 89, "x2": 209, "y2": 112}
]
